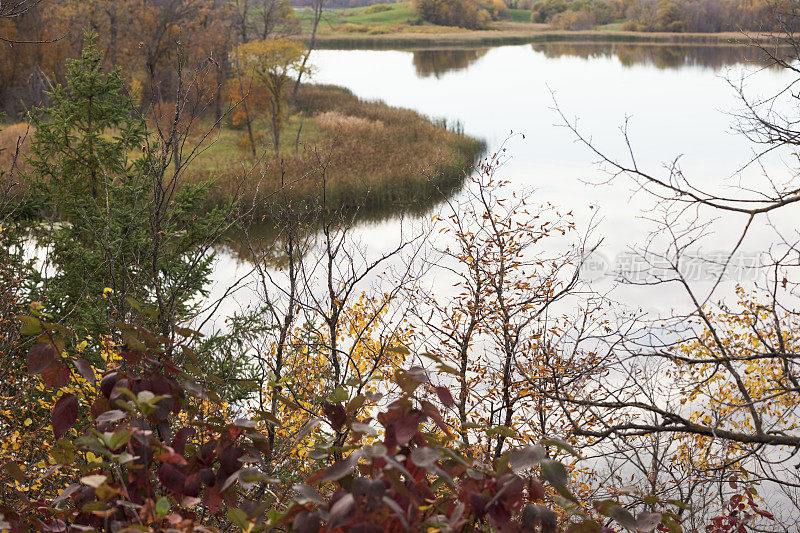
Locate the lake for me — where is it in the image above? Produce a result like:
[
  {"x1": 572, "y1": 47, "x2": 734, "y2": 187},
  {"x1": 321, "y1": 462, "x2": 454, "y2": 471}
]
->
[{"x1": 208, "y1": 42, "x2": 798, "y2": 323}]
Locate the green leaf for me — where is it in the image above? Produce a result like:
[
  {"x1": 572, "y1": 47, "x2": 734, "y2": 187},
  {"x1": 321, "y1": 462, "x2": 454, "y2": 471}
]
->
[
  {"x1": 437, "y1": 363, "x2": 460, "y2": 375},
  {"x1": 540, "y1": 459, "x2": 576, "y2": 502},
  {"x1": 108, "y1": 429, "x2": 131, "y2": 451},
  {"x1": 227, "y1": 508, "x2": 251, "y2": 531},
  {"x1": 17, "y1": 315, "x2": 43, "y2": 336},
  {"x1": 541, "y1": 437, "x2": 582, "y2": 458},
  {"x1": 388, "y1": 345, "x2": 410, "y2": 355},
  {"x1": 508, "y1": 445, "x2": 546, "y2": 473},
  {"x1": 566, "y1": 521, "x2": 602, "y2": 533},
  {"x1": 486, "y1": 425, "x2": 516, "y2": 438},
  {"x1": 80, "y1": 474, "x2": 108, "y2": 488},
  {"x1": 155, "y1": 496, "x2": 170, "y2": 516},
  {"x1": 330, "y1": 386, "x2": 348, "y2": 403}
]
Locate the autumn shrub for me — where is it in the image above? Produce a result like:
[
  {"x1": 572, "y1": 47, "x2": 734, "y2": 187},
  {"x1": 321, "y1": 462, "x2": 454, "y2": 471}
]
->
[
  {"x1": 530, "y1": 0, "x2": 567, "y2": 22},
  {"x1": 339, "y1": 21, "x2": 371, "y2": 32},
  {"x1": 415, "y1": 0, "x2": 493, "y2": 29},
  {"x1": 481, "y1": 0, "x2": 509, "y2": 20},
  {"x1": 531, "y1": 0, "x2": 618, "y2": 25},
  {"x1": 550, "y1": 9, "x2": 595, "y2": 30},
  {"x1": 0, "y1": 311, "x2": 684, "y2": 531},
  {"x1": 363, "y1": 3, "x2": 393, "y2": 13}
]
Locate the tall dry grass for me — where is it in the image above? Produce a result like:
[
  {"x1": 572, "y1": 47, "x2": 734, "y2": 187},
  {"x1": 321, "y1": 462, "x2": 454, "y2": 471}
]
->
[
  {"x1": 0, "y1": 123, "x2": 33, "y2": 174},
  {"x1": 185, "y1": 84, "x2": 485, "y2": 219},
  {"x1": 0, "y1": 123, "x2": 33, "y2": 199}
]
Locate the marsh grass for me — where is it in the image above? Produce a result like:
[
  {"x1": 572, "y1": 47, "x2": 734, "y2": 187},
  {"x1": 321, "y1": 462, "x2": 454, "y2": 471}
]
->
[
  {"x1": 0, "y1": 123, "x2": 32, "y2": 173},
  {"x1": 296, "y1": 3, "x2": 421, "y2": 29},
  {"x1": 0, "y1": 123, "x2": 33, "y2": 201},
  {"x1": 183, "y1": 84, "x2": 485, "y2": 219}
]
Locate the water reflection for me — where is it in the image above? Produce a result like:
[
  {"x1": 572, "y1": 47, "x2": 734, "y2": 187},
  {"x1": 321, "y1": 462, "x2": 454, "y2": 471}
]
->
[
  {"x1": 220, "y1": 172, "x2": 470, "y2": 263},
  {"x1": 405, "y1": 43, "x2": 780, "y2": 78},
  {"x1": 531, "y1": 42, "x2": 778, "y2": 69},
  {"x1": 412, "y1": 48, "x2": 489, "y2": 78}
]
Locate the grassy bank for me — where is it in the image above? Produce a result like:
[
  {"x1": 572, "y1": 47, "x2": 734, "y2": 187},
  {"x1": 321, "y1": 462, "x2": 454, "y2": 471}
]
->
[
  {"x1": 295, "y1": 4, "x2": 781, "y2": 49},
  {"x1": 185, "y1": 84, "x2": 485, "y2": 219},
  {"x1": 309, "y1": 28, "x2": 778, "y2": 49}
]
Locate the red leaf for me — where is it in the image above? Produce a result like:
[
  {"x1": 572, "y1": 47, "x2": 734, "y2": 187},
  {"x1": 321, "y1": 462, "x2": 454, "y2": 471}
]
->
[
  {"x1": 219, "y1": 446, "x2": 244, "y2": 475},
  {"x1": 42, "y1": 363, "x2": 71, "y2": 388},
  {"x1": 184, "y1": 473, "x2": 202, "y2": 497},
  {"x1": 203, "y1": 485, "x2": 223, "y2": 515},
  {"x1": 172, "y1": 427, "x2": 196, "y2": 456},
  {"x1": 421, "y1": 400, "x2": 452, "y2": 437},
  {"x1": 393, "y1": 412, "x2": 424, "y2": 445},
  {"x1": 52, "y1": 393, "x2": 78, "y2": 438},
  {"x1": 328, "y1": 493, "x2": 355, "y2": 527},
  {"x1": 323, "y1": 402, "x2": 346, "y2": 431},
  {"x1": 157, "y1": 463, "x2": 187, "y2": 494},
  {"x1": 27, "y1": 343, "x2": 55, "y2": 375},
  {"x1": 435, "y1": 386, "x2": 455, "y2": 408}
]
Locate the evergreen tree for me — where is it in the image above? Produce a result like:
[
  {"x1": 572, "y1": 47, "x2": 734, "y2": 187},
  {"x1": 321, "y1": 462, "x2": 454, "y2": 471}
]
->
[{"x1": 26, "y1": 30, "x2": 221, "y2": 339}]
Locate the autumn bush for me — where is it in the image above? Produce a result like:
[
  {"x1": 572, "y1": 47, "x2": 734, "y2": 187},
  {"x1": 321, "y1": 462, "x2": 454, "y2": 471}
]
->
[
  {"x1": 531, "y1": 0, "x2": 620, "y2": 26},
  {"x1": 550, "y1": 10, "x2": 596, "y2": 30},
  {"x1": 0, "y1": 307, "x2": 687, "y2": 531},
  {"x1": 415, "y1": 0, "x2": 494, "y2": 29}
]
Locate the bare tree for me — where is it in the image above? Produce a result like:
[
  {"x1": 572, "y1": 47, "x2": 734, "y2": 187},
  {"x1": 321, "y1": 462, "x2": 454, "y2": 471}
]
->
[{"x1": 542, "y1": 21, "x2": 800, "y2": 525}]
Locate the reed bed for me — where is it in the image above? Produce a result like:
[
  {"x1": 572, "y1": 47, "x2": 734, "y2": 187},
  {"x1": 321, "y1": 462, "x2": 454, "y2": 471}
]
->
[
  {"x1": 0, "y1": 123, "x2": 33, "y2": 201},
  {"x1": 309, "y1": 29, "x2": 780, "y2": 49},
  {"x1": 0, "y1": 123, "x2": 32, "y2": 174},
  {"x1": 185, "y1": 84, "x2": 485, "y2": 219}
]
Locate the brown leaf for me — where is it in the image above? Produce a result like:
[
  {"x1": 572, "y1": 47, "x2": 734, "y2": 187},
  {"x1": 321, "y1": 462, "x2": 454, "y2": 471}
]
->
[
  {"x1": 27, "y1": 342, "x2": 55, "y2": 375},
  {"x1": 4, "y1": 462, "x2": 25, "y2": 483},
  {"x1": 42, "y1": 363, "x2": 70, "y2": 388},
  {"x1": 73, "y1": 358, "x2": 96, "y2": 384},
  {"x1": 52, "y1": 393, "x2": 78, "y2": 439}
]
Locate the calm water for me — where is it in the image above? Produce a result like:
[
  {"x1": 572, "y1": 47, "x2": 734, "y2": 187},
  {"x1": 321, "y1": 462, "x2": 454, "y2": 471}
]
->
[{"x1": 208, "y1": 43, "x2": 798, "y2": 321}]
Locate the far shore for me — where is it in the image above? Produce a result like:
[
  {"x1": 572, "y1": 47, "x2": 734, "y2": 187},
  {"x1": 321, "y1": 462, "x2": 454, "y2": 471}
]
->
[{"x1": 303, "y1": 26, "x2": 782, "y2": 50}]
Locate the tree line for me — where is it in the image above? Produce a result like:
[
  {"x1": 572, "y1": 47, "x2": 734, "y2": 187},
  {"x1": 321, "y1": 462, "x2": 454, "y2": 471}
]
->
[
  {"x1": 0, "y1": 0, "x2": 310, "y2": 120},
  {"x1": 530, "y1": 0, "x2": 800, "y2": 32}
]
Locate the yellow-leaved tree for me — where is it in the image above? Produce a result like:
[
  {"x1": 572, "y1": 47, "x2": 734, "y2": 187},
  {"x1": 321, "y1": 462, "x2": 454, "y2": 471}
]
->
[{"x1": 233, "y1": 38, "x2": 311, "y2": 155}]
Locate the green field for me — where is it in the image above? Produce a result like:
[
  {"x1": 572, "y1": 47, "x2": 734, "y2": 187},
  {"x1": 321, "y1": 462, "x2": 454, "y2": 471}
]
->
[
  {"x1": 295, "y1": 3, "x2": 421, "y2": 32},
  {"x1": 505, "y1": 9, "x2": 532, "y2": 23}
]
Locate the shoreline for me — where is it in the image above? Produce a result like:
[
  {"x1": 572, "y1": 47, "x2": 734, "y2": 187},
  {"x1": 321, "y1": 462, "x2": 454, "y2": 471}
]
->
[
  {"x1": 187, "y1": 84, "x2": 486, "y2": 220},
  {"x1": 305, "y1": 29, "x2": 779, "y2": 50}
]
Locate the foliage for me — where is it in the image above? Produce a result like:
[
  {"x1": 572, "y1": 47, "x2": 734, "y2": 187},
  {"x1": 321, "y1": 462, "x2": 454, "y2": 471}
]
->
[
  {"x1": 234, "y1": 38, "x2": 311, "y2": 154},
  {"x1": 415, "y1": 0, "x2": 494, "y2": 29},
  {"x1": 0, "y1": 311, "x2": 683, "y2": 532},
  {"x1": 23, "y1": 31, "x2": 224, "y2": 339},
  {"x1": 620, "y1": 0, "x2": 800, "y2": 33},
  {"x1": 550, "y1": 9, "x2": 596, "y2": 29},
  {"x1": 530, "y1": 0, "x2": 619, "y2": 26}
]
